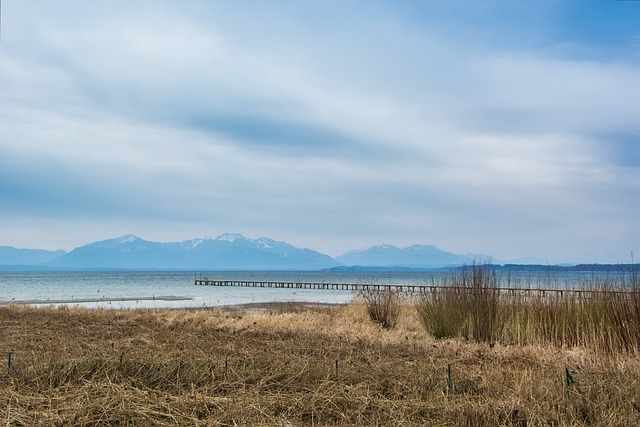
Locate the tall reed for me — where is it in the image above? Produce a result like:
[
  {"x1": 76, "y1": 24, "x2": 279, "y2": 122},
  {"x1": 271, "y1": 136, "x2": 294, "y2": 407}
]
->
[
  {"x1": 415, "y1": 278, "x2": 467, "y2": 339},
  {"x1": 361, "y1": 288, "x2": 401, "y2": 329},
  {"x1": 415, "y1": 261, "x2": 501, "y2": 343},
  {"x1": 416, "y1": 263, "x2": 640, "y2": 354}
]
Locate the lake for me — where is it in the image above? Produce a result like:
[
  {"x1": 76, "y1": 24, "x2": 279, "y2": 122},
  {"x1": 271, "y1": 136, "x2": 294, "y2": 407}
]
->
[{"x1": 0, "y1": 268, "x2": 630, "y2": 309}]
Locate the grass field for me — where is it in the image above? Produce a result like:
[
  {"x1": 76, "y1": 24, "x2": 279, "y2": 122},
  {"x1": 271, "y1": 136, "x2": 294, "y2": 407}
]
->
[{"x1": 2, "y1": 297, "x2": 640, "y2": 426}]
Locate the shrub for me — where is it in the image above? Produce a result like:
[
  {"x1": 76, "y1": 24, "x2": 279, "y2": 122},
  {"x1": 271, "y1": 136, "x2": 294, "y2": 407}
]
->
[
  {"x1": 463, "y1": 262, "x2": 502, "y2": 343},
  {"x1": 361, "y1": 288, "x2": 401, "y2": 329},
  {"x1": 415, "y1": 275, "x2": 467, "y2": 339},
  {"x1": 416, "y1": 261, "x2": 502, "y2": 343}
]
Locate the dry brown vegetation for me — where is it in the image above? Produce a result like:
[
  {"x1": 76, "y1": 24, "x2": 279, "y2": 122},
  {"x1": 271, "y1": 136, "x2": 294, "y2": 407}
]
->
[
  {"x1": 2, "y1": 299, "x2": 640, "y2": 426},
  {"x1": 415, "y1": 264, "x2": 640, "y2": 355},
  {"x1": 359, "y1": 289, "x2": 401, "y2": 329}
]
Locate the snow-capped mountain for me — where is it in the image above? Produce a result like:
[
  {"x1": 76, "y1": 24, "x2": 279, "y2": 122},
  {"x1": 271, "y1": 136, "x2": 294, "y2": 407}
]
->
[
  {"x1": 1, "y1": 234, "x2": 493, "y2": 270},
  {"x1": 47, "y1": 234, "x2": 339, "y2": 270}
]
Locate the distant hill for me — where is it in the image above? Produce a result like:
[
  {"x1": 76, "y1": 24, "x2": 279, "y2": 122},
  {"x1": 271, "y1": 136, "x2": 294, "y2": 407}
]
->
[
  {"x1": 2, "y1": 235, "x2": 583, "y2": 270},
  {"x1": 335, "y1": 244, "x2": 485, "y2": 268},
  {"x1": 47, "y1": 234, "x2": 339, "y2": 270},
  {"x1": 0, "y1": 246, "x2": 67, "y2": 266}
]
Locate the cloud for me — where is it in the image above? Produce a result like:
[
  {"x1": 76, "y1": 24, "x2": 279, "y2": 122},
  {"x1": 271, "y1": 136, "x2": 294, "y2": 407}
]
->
[{"x1": 1, "y1": 1, "x2": 639, "y2": 262}]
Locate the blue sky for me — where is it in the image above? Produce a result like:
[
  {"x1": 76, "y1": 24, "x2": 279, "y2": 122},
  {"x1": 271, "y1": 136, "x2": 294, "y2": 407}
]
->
[{"x1": 1, "y1": 0, "x2": 639, "y2": 263}]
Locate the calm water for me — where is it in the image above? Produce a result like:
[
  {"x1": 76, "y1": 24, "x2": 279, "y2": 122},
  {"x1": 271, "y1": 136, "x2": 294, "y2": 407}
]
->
[
  {"x1": 0, "y1": 270, "x2": 439, "y2": 309},
  {"x1": 0, "y1": 269, "x2": 624, "y2": 309}
]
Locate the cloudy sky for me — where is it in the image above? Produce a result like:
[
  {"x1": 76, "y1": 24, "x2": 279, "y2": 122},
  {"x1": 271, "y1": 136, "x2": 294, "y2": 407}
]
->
[{"x1": 1, "y1": 1, "x2": 639, "y2": 263}]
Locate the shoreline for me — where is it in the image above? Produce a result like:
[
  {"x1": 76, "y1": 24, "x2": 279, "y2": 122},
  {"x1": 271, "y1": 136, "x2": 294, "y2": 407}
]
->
[
  {"x1": 0, "y1": 295, "x2": 193, "y2": 305},
  {"x1": 219, "y1": 300, "x2": 347, "y2": 312},
  {"x1": 0, "y1": 297, "x2": 347, "y2": 312}
]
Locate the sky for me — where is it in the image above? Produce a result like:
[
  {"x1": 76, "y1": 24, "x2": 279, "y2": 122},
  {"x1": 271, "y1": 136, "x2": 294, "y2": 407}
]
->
[{"x1": 1, "y1": 1, "x2": 639, "y2": 264}]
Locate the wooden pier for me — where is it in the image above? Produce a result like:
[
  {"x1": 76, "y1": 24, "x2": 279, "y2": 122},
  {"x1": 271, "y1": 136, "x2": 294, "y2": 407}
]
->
[
  {"x1": 194, "y1": 279, "x2": 633, "y2": 299},
  {"x1": 195, "y1": 279, "x2": 421, "y2": 292}
]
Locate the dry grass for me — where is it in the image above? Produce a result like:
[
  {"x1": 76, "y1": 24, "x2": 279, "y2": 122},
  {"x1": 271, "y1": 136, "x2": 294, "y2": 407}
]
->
[{"x1": 1, "y1": 302, "x2": 640, "y2": 426}]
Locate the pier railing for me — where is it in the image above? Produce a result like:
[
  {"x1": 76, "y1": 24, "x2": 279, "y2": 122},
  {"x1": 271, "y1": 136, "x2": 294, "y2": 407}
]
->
[{"x1": 194, "y1": 279, "x2": 636, "y2": 299}]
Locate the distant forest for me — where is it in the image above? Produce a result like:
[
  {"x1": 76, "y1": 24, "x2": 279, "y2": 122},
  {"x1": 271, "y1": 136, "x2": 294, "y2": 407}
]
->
[{"x1": 493, "y1": 264, "x2": 638, "y2": 273}]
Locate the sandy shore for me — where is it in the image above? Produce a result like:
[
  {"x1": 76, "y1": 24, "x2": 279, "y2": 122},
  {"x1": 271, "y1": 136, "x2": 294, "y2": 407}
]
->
[
  {"x1": 219, "y1": 300, "x2": 346, "y2": 312},
  {"x1": 0, "y1": 298, "x2": 345, "y2": 312},
  {"x1": 0, "y1": 296, "x2": 193, "y2": 305}
]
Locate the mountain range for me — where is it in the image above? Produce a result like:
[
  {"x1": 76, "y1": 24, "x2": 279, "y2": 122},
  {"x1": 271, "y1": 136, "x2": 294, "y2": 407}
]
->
[
  {"x1": 1, "y1": 233, "x2": 484, "y2": 270},
  {"x1": 0, "y1": 246, "x2": 67, "y2": 266},
  {"x1": 336, "y1": 244, "x2": 483, "y2": 268}
]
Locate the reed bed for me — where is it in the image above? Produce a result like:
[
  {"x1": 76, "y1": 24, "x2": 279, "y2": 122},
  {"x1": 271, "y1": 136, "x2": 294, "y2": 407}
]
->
[
  {"x1": 2, "y1": 295, "x2": 640, "y2": 426},
  {"x1": 415, "y1": 263, "x2": 640, "y2": 355}
]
